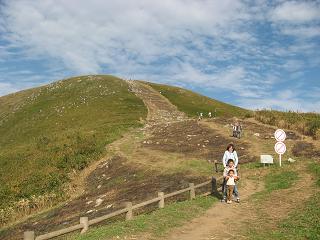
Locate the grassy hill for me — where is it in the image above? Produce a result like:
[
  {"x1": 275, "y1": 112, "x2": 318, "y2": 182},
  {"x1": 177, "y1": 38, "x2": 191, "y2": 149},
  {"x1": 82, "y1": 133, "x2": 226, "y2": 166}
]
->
[
  {"x1": 0, "y1": 76, "x2": 252, "y2": 227},
  {"x1": 144, "y1": 81, "x2": 251, "y2": 118},
  {"x1": 254, "y1": 110, "x2": 320, "y2": 139},
  {"x1": 2, "y1": 75, "x2": 319, "y2": 231},
  {"x1": 1, "y1": 76, "x2": 320, "y2": 239},
  {"x1": 0, "y1": 75, "x2": 147, "y2": 212}
]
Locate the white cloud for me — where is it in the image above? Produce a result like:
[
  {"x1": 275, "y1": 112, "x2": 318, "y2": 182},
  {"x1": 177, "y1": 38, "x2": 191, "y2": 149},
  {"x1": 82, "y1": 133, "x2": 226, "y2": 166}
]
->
[
  {"x1": 239, "y1": 88, "x2": 320, "y2": 112},
  {"x1": 281, "y1": 59, "x2": 305, "y2": 72},
  {"x1": 281, "y1": 26, "x2": 320, "y2": 38},
  {"x1": 1, "y1": 0, "x2": 250, "y2": 74},
  {"x1": 270, "y1": 1, "x2": 320, "y2": 40},
  {"x1": 271, "y1": 1, "x2": 320, "y2": 23}
]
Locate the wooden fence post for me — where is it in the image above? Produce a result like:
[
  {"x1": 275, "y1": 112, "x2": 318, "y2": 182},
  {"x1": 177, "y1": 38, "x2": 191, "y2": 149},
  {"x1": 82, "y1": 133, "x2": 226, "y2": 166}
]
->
[
  {"x1": 24, "y1": 231, "x2": 35, "y2": 240},
  {"x1": 158, "y1": 192, "x2": 164, "y2": 208},
  {"x1": 125, "y1": 202, "x2": 133, "y2": 220},
  {"x1": 80, "y1": 217, "x2": 89, "y2": 234},
  {"x1": 211, "y1": 177, "x2": 221, "y2": 199},
  {"x1": 189, "y1": 183, "x2": 195, "y2": 200}
]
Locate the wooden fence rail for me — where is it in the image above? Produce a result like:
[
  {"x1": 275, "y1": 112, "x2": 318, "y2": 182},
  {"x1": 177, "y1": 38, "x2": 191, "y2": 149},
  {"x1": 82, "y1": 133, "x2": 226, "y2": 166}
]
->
[{"x1": 24, "y1": 177, "x2": 222, "y2": 240}]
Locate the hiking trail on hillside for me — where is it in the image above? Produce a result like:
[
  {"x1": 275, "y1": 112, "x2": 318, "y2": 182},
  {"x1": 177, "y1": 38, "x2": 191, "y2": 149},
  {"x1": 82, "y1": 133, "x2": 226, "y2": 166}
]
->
[
  {"x1": 127, "y1": 81, "x2": 187, "y2": 125},
  {"x1": 1, "y1": 80, "x2": 198, "y2": 240},
  {"x1": 2, "y1": 80, "x2": 314, "y2": 240}
]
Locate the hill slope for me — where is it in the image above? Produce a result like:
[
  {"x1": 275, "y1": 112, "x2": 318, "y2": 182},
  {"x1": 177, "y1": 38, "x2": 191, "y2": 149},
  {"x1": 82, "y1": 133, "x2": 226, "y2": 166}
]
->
[
  {"x1": 144, "y1": 81, "x2": 251, "y2": 118},
  {"x1": 1, "y1": 76, "x2": 252, "y2": 228},
  {"x1": 0, "y1": 75, "x2": 147, "y2": 211},
  {"x1": 1, "y1": 76, "x2": 319, "y2": 239},
  {"x1": 144, "y1": 81, "x2": 320, "y2": 138}
]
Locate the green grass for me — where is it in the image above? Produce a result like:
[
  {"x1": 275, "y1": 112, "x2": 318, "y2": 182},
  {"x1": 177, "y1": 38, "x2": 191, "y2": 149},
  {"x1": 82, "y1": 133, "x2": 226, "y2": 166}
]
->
[
  {"x1": 255, "y1": 109, "x2": 320, "y2": 139},
  {"x1": 144, "y1": 81, "x2": 251, "y2": 118},
  {"x1": 309, "y1": 161, "x2": 320, "y2": 187},
  {"x1": 249, "y1": 192, "x2": 320, "y2": 240},
  {"x1": 252, "y1": 168, "x2": 298, "y2": 201},
  {"x1": 172, "y1": 158, "x2": 214, "y2": 176},
  {"x1": 248, "y1": 161, "x2": 320, "y2": 239},
  {"x1": 67, "y1": 196, "x2": 217, "y2": 240},
  {"x1": 0, "y1": 75, "x2": 147, "y2": 213},
  {"x1": 264, "y1": 170, "x2": 297, "y2": 192}
]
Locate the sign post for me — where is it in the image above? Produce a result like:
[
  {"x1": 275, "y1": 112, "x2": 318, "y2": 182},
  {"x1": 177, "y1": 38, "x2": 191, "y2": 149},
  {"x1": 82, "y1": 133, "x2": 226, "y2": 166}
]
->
[
  {"x1": 274, "y1": 129, "x2": 286, "y2": 167},
  {"x1": 274, "y1": 141, "x2": 286, "y2": 166}
]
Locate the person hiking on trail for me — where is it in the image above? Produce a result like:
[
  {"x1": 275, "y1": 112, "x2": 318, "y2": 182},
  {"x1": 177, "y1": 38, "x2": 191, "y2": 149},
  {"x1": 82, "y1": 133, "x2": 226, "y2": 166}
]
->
[
  {"x1": 198, "y1": 112, "x2": 203, "y2": 121},
  {"x1": 235, "y1": 122, "x2": 242, "y2": 139},
  {"x1": 232, "y1": 122, "x2": 241, "y2": 137},
  {"x1": 225, "y1": 169, "x2": 239, "y2": 204},
  {"x1": 222, "y1": 159, "x2": 240, "y2": 203},
  {"x1": 232, "y1": 124, "x2": 237, "y2": 137},
  {"x1": 222, "y1": 143, "x2": 239, "y2": 168},
  {"x1": 208, "y1": 112, "x2": 212, "y2": 118}
]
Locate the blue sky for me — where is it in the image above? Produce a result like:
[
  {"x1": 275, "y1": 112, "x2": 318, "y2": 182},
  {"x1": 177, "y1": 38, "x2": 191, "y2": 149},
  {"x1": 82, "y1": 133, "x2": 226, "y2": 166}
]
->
[{"x1": 0, "y1": 0, "x2": 319, "y2": 112}]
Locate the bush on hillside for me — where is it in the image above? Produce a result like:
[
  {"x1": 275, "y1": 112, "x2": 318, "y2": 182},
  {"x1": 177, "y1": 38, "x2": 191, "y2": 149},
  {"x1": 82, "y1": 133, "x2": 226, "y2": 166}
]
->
[{"x1": 254, "y1": 110, "x2": 320, "y2": 139}]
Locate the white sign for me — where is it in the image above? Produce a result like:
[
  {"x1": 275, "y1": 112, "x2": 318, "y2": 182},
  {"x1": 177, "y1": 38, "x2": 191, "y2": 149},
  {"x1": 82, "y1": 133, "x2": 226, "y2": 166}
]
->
[
  {"x1": 274, "y1": 141, "x2": 286, "y2": 155},
  {"x1": 260, "y1": 155, "x2": 274, "y2": 164},
  {"x1": 274, "y1": 129, "x2": 286, "y2": 142}
]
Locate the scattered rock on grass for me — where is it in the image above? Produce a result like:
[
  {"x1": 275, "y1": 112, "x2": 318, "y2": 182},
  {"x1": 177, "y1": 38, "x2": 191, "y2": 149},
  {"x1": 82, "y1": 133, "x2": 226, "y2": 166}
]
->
[{"x1": 95, "y1": 198, "x2": 103, "y2": 207}]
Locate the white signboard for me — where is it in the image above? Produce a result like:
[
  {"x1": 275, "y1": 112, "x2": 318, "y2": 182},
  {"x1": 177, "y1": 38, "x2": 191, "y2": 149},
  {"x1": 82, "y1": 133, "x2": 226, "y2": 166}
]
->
[
  {"x1": 260, "y1": 155, "x2": 274, "y2": 164},
  {"x1": 274, "y1": 141, "x2": 286, "y2": 155},
  {"x1": 274, "y1": 129, "x2": 286, "y2": 142}
]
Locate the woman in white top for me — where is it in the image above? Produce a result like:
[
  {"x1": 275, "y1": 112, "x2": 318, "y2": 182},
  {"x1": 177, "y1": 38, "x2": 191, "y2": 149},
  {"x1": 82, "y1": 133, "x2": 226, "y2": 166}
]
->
[{"x1": 222, "y1": 143, "x2": 238, "y2": 168}]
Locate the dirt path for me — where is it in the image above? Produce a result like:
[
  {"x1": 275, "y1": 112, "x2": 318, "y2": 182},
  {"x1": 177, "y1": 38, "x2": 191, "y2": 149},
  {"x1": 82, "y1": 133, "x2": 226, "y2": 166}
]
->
[
  {"x1": 127, "y1": 81, "x2": 187, "y2": 125},
  {"x1": 69, "y1": 81, "x2": 190, "y2": 200},
  {"x1": 153, "y1": 163, "x2": 314, "y2": 240},
  {"x1": 164, "y1": 177, "x2": 264, "y2": 240}
]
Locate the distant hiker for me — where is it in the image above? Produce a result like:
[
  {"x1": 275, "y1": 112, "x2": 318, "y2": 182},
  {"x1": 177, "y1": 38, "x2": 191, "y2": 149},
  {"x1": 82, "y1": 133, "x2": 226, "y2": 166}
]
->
[
  {"x1": 208, "y1": 112, "x2": 212, "y2": 118},
  {"x1": 222, "y1": 159, "x2": 240, "y2": 203},
  {"x1": 232, "y1": 124, "x2": 237, "y2": 137},
  {"x1": 198, "y1": 112, "x2": 203, "y2": 121},
  {"x1": 236, "y1": 122, "x2": 242, "y2": 139},
  {"x1": 232, "y1": 122, "x2": 242, "y2": 138},
  {"x1": 222, "y1": 143, "x2": 239, "y2": 168}
]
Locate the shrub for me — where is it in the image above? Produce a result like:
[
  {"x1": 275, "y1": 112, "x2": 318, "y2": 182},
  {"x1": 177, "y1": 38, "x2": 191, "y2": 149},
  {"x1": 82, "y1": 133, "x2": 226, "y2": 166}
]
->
[{"x1": 254, "y1": 110, "x2": 320, "y2": 138}]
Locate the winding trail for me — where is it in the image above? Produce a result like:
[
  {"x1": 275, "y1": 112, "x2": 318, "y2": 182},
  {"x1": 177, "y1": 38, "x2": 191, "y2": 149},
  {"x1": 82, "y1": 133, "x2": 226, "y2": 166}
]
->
[
  {"x1": 164, "y1": 177, "x2": 264, "y2": 240},
  {"x1": 148, "y1": 163, "x2": 314, "y2": 240},
  {"x1": 4, "y1": 79, "x2": 316, "y2": 240},
  {"x1": 72, "y1": 80, "x2": 188, "y2": 197}
]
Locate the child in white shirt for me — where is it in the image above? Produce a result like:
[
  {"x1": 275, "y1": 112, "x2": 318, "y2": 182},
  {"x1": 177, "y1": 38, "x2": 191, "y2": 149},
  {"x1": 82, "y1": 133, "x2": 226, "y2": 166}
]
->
[
  {"x1": 222, "y1": 159, "x2": 240, "y2": 203},
  {"x1": 226, "y1": 169, "x2": 238, "y2": 204}
]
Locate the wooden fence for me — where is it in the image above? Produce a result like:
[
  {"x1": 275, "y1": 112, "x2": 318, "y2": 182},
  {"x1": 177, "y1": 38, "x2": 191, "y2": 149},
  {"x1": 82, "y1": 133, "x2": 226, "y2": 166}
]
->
[{"x1": 24, "y1": 177, "x2": 222, "y2": 240}]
